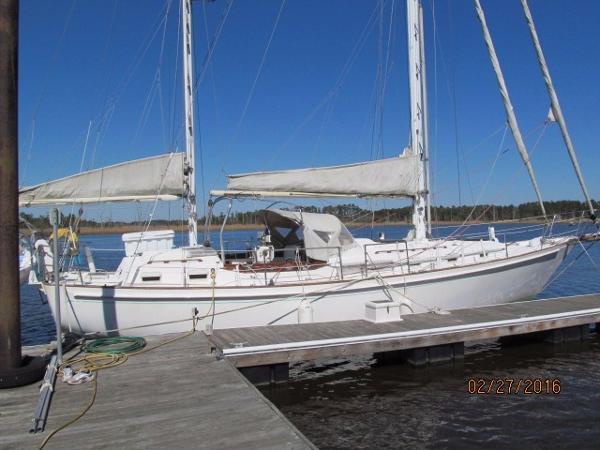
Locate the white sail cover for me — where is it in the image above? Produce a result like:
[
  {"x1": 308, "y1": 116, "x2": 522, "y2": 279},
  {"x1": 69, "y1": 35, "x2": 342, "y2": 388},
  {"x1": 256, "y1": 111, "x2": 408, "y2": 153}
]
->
[
  {"x1": 221, "y1": 152, "x2": 419, "y2": 198},
  {"x1": 19, "y1": 153, "x2": 185, "y2": 206}
]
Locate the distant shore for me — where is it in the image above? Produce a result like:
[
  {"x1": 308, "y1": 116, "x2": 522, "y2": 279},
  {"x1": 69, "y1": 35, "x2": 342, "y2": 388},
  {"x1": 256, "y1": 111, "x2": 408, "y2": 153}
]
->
[{"x1": 21, "y1": 218, "x2": 548, "y2": 236}]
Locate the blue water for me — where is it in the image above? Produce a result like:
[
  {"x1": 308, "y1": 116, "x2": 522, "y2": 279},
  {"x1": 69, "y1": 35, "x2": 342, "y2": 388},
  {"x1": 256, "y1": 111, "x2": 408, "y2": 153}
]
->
[{"x1": 20, "y1": 223, "x2": 600, "y2": 448}]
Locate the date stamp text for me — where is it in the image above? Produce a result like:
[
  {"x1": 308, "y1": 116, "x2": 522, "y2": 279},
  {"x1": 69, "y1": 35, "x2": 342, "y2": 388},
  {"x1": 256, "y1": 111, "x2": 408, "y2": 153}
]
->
[{"x1": 467, "y1": 378, "x2": 561, "y2": 395}]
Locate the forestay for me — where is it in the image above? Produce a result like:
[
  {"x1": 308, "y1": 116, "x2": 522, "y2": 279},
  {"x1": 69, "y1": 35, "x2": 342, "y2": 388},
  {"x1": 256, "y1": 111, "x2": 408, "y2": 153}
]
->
[
  {"x1": 19, "y1": 153, "x2": 185, "y2": 206},
  {"x1": 218, "y1": 151, "x2": 419, "y2": 198}
]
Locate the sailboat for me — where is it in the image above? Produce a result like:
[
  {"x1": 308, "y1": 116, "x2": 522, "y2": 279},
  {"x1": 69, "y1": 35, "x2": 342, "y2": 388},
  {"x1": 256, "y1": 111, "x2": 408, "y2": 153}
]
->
[{"x1": 21, "y1": 0, "x2": 593, "y2": 336}]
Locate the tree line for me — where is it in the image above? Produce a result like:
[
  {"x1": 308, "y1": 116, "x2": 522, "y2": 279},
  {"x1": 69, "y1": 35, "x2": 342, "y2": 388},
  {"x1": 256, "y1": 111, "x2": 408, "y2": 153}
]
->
[{"x1": 20, "y1": 199, "x2": 597, "y2": 230}]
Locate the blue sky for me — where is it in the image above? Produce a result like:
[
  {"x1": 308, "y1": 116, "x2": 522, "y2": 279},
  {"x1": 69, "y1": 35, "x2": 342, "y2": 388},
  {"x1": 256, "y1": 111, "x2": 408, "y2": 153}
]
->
[{"x1": 19, "y1": 0, "x2": 600, "y2": 220}]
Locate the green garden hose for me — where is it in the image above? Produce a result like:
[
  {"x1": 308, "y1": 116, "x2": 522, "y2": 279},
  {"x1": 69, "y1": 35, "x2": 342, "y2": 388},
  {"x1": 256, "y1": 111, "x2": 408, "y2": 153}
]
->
[{"x1": 82, "y1": 336, "x2": 146, "y2": 354}]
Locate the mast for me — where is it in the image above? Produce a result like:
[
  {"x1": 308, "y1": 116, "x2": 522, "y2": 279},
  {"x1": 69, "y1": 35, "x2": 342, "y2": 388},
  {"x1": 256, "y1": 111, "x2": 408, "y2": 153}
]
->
[
  {"x1": 520, "y1": 0, "x2": 595, "y2": 220},
  {"x1": 474, "y1": 0, "x2": 547, "y2": 220},
  {"x1": 182, "y1": 0, "x2": 198, "y2": 246},
  {"x1": 406, "y1": 0, "x2": 430, "y2": 241},
  {"x1": 418, "y1": 2, "x2": 432, "y2": 237}
]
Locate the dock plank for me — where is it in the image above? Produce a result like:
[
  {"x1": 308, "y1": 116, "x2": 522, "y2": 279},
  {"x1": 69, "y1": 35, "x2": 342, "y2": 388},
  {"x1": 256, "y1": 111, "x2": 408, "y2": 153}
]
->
[
  {"x1": 209, "y1": 294, "x2": 600, "y2": 367},
  {"x1": 0, "y1": 333, "x2": 314, "y2": 450}
]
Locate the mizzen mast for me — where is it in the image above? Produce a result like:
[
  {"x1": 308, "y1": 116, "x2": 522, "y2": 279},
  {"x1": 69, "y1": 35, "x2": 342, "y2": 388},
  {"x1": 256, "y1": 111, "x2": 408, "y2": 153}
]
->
[
  {"x1": 182, "y1": 0, "x2": 198, "y2": 246},
  {"x1": 406, "y1": 0, "x2": 431, "y2": 241}
]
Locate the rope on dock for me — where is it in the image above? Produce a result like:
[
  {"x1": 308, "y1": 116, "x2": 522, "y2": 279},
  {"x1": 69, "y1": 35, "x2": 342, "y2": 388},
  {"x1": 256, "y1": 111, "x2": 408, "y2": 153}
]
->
[
  {"x1": 38, "y1": 330, "x2": 195, "y2": 449},
  {"x1": 39, "y1": 377, "x2": 98, "y2": 450}
]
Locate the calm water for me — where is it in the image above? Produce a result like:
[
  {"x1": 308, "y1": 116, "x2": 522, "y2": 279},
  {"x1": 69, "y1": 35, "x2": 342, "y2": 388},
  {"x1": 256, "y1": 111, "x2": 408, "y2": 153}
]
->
[{"x1": 20, "y1": 223, "x2": 600, "y2": 448}]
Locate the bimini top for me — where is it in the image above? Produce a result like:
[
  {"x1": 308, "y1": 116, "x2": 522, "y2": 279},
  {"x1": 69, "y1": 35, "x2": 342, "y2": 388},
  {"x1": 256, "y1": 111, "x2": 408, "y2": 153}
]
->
[
  {"x1": 19, "y1": 153, "x2": 185, "y2": 206},
  {"x1": 261, "y1": 208, "x2": 358, "y2": 262},
  {"x1": 211, "y1": 150, "x2": 419, "y2": 199}
]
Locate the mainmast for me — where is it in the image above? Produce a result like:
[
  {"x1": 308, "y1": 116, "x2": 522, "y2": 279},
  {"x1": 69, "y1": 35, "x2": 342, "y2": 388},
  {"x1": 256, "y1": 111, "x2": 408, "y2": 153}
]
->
[
  {"x1": 182, "y1": 0, "x2": 198, "y2": 246},
  {"x1": 406, "y1": 0, "x2": 430, "y2": 240},
  {"x1": 520, "y1": 0, "x2": 595, "y2": 221}
]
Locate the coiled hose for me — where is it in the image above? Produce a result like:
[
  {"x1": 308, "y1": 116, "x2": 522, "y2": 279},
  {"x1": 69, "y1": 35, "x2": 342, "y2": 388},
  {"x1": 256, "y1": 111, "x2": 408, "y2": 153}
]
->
[{"x1": 81, "y1": 336, "x2": 146, "y2": 354}]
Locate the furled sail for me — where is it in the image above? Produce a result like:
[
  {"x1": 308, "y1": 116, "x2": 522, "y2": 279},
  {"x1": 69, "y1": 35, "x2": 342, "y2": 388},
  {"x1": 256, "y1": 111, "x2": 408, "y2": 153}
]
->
[
  {"x1": 213, "y1": 152, "x2": 419, "y2": 198},
  {"x1": 19, "y1": 153, "x2": 185, "y2": 206}
]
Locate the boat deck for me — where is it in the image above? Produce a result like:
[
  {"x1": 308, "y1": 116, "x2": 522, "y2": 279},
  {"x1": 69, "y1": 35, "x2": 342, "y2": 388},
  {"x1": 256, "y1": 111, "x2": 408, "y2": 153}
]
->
[
  {"x1": 208, "y1": 294, "x2": 600, "y2": 368},
  {"x1": 0, "y1": 333, "x2": 314, "y2": 450}
]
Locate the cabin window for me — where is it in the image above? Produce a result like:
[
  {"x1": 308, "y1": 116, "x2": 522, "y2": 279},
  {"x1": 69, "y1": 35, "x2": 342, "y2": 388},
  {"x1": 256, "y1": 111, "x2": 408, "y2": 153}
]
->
[
  {"x1": 141, "y1": 275, "x2": 161, "y2": 282},
  {"x1": 189, "y1": 273, "x2": 208, "y2": 280},
  {"x1": 314, "y1": 230, "x2": 332, "y2": 243},
  {"x1": 275, "y1": 226, "x2": 294, "y2": 239},
  {"x1": 338, "y1": 225, "x2": 355, "y2": 246}
]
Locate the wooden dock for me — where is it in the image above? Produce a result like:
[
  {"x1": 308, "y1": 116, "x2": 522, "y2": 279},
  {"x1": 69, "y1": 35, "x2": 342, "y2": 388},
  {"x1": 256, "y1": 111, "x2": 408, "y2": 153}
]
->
[
  {"x1": 3, "y1": 294, "x2": 600, "y2": 448},
  {"x1": 0, "y1": 333, "x2": 314, "y2": 450},
  {"x1": 209, "y1": 294, "x2": 600, "y2": 374}
]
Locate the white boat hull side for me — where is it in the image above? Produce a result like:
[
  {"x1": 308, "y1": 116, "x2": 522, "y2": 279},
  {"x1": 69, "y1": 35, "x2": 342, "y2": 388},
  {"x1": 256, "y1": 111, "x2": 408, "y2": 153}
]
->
[{"x1": 42, "y1": 244, "x2": 569, "y2": 336}]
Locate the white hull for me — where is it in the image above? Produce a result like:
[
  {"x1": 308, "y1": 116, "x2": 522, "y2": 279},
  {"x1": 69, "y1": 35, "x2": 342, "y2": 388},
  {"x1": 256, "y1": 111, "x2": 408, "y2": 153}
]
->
[{"x1": 42, "y1": 242, "x2": 569, "y2": 336}]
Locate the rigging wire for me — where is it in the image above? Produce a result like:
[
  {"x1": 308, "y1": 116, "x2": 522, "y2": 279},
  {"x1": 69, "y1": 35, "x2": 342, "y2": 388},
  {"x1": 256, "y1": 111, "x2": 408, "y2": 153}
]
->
[
  {"x1": 131, "y1": 74, "x2": 160, "y2": 147},
  {"x1": 268, "y1": 1, "x2": 383, "y2": 166},
  {"x1": 229, "y1": 0, "x2": 287, "y2": 150},
  {"x1": 310, "y1": 0, "x2": 384, "y2": 165},
  {"x1": 22, "y1": 0, "x2": 78, "y2": 186},
  {"x1": 430, "y1": 122, "x2": 507, "y2": 190},
  {"x1": 542, "y1": 241, "x2": 598, "y2": 291},
  {"x1": 193, "y1": 2, "x2": 211, "y2": 220},
  {"x1": 313, "y1": 0, "x2": 390, "y2": 165},
  {"x1": 182, "y1": 0, "x2": 234, "y2": 216},
  {"x1": 169, "y1": 0, "x2": 182, "y2": 148},
  {"x1": 447, "y1": 0, "x2": 464, "y2": 205},
  {"x1": 85, "y1": 0, "x2": 118, "y2": 170},
  {"x1": 192, "y1": 0, "x2": 235, "y2": 96},
  {"x1": 431, "y1": 0, "x2": 474, "y2": 207},
  {"x1": 428, "y1": 118, "x2": 551, "y2": 201},
  {"x1": 370, "y1": 0, "x2": 385, "y2": 160},
  {"x1": 430, "y1": 0, "x2": 439, "y2": 227},
  {"x1": 447, "y1": 122, "x2": 550, "y2": 238},
  {"x1": 131, "y1": 1, "x2": 173, "y2": 150},
  {"x1": 90, "y1": 1, "x2": 172, "y2": 168},
  {"x1": 378, "y1": 0, "x2": 397, "y2": 159},
  {"x1": 201, "y1": 0, "x2": 221, "y2": 150},
  {"x1": 156, "y1": 0, "x2": 173, "y2": 151},
  {"x1": 65, "y1": 120, "x2": 93, "y2": 238},
  {"x1": 452, "y1": 124, "x2": 508, "y2": 235},
  {"x1": 353, "y1": 71, "x2": 381, "y2": 158}
]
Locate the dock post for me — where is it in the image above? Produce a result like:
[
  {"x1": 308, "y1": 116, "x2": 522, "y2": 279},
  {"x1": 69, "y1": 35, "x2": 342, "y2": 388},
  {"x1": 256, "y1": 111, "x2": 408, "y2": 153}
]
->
[
  {"x1": 0, "y1": 0, "x2": 47, "y2": 388},
  {"x1": 543, "y1": 325, "x2": 590, "y2": 344},
  {"x1": 239, "y1": 364, "x2": 289, "y2": 385},
  {"x1": 404, "y1": 343, "x2": 464, "y2": 367},
  {"x1": 375, "y1": 343, "x2": 465, "y2": 367},
  {"x1": 0, "y1": 0, "x2": 21, "y2": 372}
]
